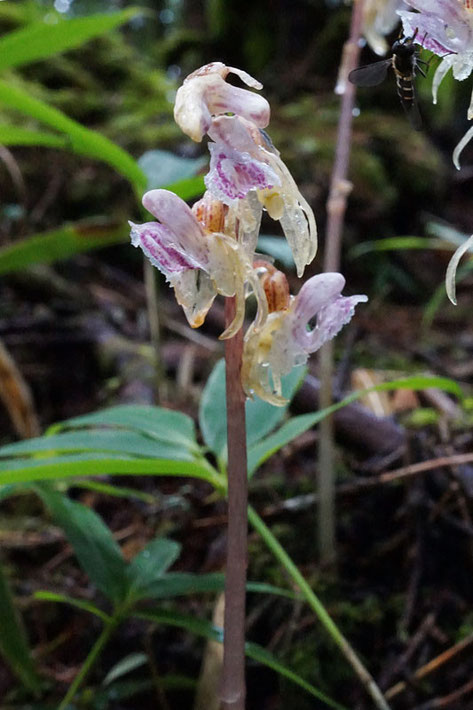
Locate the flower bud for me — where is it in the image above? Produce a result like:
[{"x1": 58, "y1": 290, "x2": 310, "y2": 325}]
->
[
  {"x1": 192, "y1": 192, "x2": 227, "y2": 234},
  {"x1": 254, "y1": 260, "x2": 290, "y2": 312}
]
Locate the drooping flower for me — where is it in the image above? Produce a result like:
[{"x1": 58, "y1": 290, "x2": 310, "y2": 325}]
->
[
  {"x1": 174, "y1": 62, "x2": 270, "y2": 142},
  {"x1": 242, "y1": 269, "x2": 368, "y2": 406},
  {"x1": 130, "y1": 189, "x2": 267, "y2": 338},
  {"x1": 363, "y1": 0, "x2": 404, "y2": 56},
  {"x1": 399, "y1": 0, "x2": 473, "y2": 166},
  {"x1": 445, "y1": 233, "x2": 473, "y2": 304},
  {"x1": 205, "y1": 114, "x2": 318, "y2": 276}
]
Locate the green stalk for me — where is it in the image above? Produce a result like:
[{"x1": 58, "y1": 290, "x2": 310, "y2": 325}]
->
[
  {"x1": 57, "y1": 617, "x2": 119, "y2": 710},
  {"x1": 247, "y1": 505, "x2": 391, "y2": 710}
]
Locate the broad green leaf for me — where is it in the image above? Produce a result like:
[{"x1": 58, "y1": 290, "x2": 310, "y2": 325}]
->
[
  {"x1": 34, "y1": 590, "x2": 111, "y2": 622},
  {"x1": 0, "y1": 80, "x2": 146, "y2": 191},
  {"x1": 36, "y1": 485, "x2": 128, "y2": 603},
  {"x1": 133, "y1": 572, "x2": 224, "y2": 601},
  {"x1": 126, "y1": 538, "x2": 181, "y2": 599},
  {"x1": 0, "y1": 430, "x2": 193, "y2": 462},
  {"x1": 164, "y1": 175, "x2": 205, "y2": 201},
  {"x1": 0, "y1": 560, "x2": 40, "y2": 694},
  {"x1": 0, "y1": 221, "x2": 129, "y2": 275},
  {"x1": 103, "y1": 652, "x2": 148, "y2": 687},
  {"x1": 199, "y1": 359, "x2": 305, "y2": 461},
  {"x1": 136, "y1": 609, "x2": 347, "y2": 710},
  {"x1": 0, "y1": 454, "x2": 221, "y2": 489},
  {"x1": 51, "y1": 405, "x2": 197, "y2": 450},
  {"x1": 0, "y1": 125, "x2": 67, "y2": 148},
  {"x1": 257, "y1": 235, "x2": 295, "y2": 268},
  {"x1": 138, "y1": 149, "x2": 207, "y2": 190},
  {"x1": 248, "y1": 375, "x2": 463, "y2": 475},
  {"x1": 0, "y1": 10, "x2": 139, "y2": 71}
]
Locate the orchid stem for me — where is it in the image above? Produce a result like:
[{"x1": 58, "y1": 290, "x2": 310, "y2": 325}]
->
[
  {"x1": 221, "y1": 295, "x2": 248, "y2": 710},
  {"x1": 318, "y1": 0, "x2": 365, "y2": 566}
]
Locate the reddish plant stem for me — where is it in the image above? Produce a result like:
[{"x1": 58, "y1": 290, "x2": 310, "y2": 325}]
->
[
  {"x1": 221, "y1": 295, "x2": 248, "y2": 710},
  {"x1": 318, "y1": 0, "x2": 366, "y2": 565}
]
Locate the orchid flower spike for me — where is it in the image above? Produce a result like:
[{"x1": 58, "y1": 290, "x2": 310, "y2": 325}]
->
[
  {"x1": 242, "y1": 269, "x2": 368, "y2": 406},
  {"x1": 174, "y1": 62, "x2": 270, "y2": 142},
  {"x1": 399, "y1": 0, "x2": 473, "y2": 167},
  {"x1": 205, "y1": 114, "x2": 318, "y2": 276},
  {"x1": 130, "y1": 189, "x2": 267, "y2": 338}
]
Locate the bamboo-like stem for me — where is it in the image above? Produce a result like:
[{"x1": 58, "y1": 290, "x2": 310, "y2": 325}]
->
[
  {"x1": 57, "y1": 618, "x2": 118, "y2": 710},
  {"x1": 220, "y1": 295, "x2": 248, "y2": 710},
  {"x1": 317, "y1": 0, "x2": 366, "y2": 565},
  {"x1": 248, "y1": 506, "x2": 391, "y2": 710}
]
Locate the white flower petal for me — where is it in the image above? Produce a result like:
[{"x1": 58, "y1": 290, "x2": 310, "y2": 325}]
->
[
  {"x1": 445, "y1": 233, "x2": 473, "y2": 304},
  {"x1": 453, "y1": 123, "x2": 473, "y2": 169}
]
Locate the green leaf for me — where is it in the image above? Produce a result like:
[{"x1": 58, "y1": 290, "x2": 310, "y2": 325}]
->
[
  {"x1": 133, "y1": 572, "x2": 225, "y2": 601},
  {"x1": 36, "y1": 485, "x2": 129, "y2": 603},
  {"x1": 51, "y1": 405, "x2": 197, "y2": 450},
  {"x1": 34, "y1": 590, "x2": 111, "y2": 622},
  {"x1": 103, "y1": 652, "x2": 148, "y2": 686},
  {"x1": 0, "y1": 430, "x2": 193, "y2": 462},
  {"x1": 257, "y1": 235, "x2": 295, "y2": 268},
  {"x1": 0, "y1": 125, "x2": 68, "y2": 148},
  {"x1": 0, "y1": 221, "x2": 129, "y2": 275},
  {"x1": 138, "y1": 149, "x2": 207, "y2": 190},
  {"x1": 69, "y1": 479, "x2": 155, "y2": 504},
  {"x1": 0, "y1": 80, "x2": 146, "y2": 191},
  {"x1": 126, "y1": 538, "x2": 181, "y2": 600},
  {"x1": 136, "y1": 609, "x2": 347, "y2": 710},
  {"x1": 0, "y1": 560, "x2": 40, "y2": 694},
  {"x1": 199, "y1": 359, "x2": 305, "y2": 461},
  {"x1": 350, "y1": 236, "x2": 451, "y2": 259},
  {"x1": 0, "y1": 10, "x2": 140, "y2": 71},
  {"x1": 248, "y1": 375, "x2": 463, "y2": 475},
  {"x1": 0, "y1": 454, "x2": 221, "y2": 489},
  {"x1": 165, "y1": 175, "x2": 205, "y2": 201}
]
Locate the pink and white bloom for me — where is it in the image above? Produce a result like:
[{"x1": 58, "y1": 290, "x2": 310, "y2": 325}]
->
[
  {"x1": 205, "y1": 114, "x2": 318, "y2": 276},
  {"x1": 173, "y1": 62, "x2": 270, "y2": 143},
  {"x1": 399, "y1": 0, "x2": 473, "y2": 166},
  {"x1": 130, "y1": 189, "x2": 267, "y2": 337},
  {"x1": 242, "y1": 272, "x2": 367, "y2": 405}
]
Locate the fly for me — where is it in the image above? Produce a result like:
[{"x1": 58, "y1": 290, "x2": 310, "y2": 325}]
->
[{"x1": 348, "y1": 32, "x2": 427, "y2": 131}]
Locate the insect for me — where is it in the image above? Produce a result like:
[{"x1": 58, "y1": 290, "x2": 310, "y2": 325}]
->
[{"x1": 348, "y1": 32, "x2": 428, "y2": 131}]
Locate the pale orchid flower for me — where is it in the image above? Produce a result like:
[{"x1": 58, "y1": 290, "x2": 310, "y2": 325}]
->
[
  {"x1": 363, "y1": 0, "x2": 404, "y2": 56},
  {"x1": 174, "y1": 62, "x2": 270, "y2": 143},
  {"x1": 242, "y1": 270, "x2": 367, "y2": 406},
  {"x1": 399, "y1": 0, "x2": 473, "y2": 167},
  {"x1": 205, "y1": 114, "x2": 318, "y2": 277},
  {"x1": 130, "y1": 189, "x2": 267, "y2": 338}
]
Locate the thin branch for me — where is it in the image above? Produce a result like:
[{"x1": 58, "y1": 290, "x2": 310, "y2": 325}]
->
[
  {"x1": 221, "y1": 295, "x2": 248, "y2": 710},
  {"x1": 318, "y1": 0, "x2": 366, "y2": 564}
]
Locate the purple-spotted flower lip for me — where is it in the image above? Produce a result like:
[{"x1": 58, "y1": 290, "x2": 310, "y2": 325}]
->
[
  {"x1": 242, "y1": 272, "x2": 368, "y2": 405},
  {"x1": 205, "y1": 114, "x2": 318, "y2": 277},
  {"x1": 290, "y1": 273, "x2": 368, "y2": 352},
  {"x1": 173, "y1": 62, "x2": 270, "y2": 143}
]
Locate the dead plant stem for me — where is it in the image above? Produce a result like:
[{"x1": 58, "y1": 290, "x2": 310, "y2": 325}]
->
[{"x1": 318, "y1": 0, "x2": 365, "y2": 565}]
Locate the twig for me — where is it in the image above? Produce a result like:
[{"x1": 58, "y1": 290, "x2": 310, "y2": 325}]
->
[
  {"x1": 221, "y1": 295, "x2": 248, "y2": 710},
  {"x1": 385, "y1": 631, "x2": 473, "y2": 700},
  {"x1": 317, "y1": 0, "x2": 365, "y2": 565}
]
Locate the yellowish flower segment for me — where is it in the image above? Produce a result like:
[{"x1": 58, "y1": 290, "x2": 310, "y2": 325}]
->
[{"x1": 131, "y1": 62, "x2": 366, "y2": 404}]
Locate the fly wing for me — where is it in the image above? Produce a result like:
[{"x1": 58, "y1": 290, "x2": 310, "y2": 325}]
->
[{"x1": 348, "y1": 59, "x2": 391, "y2": 87}]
